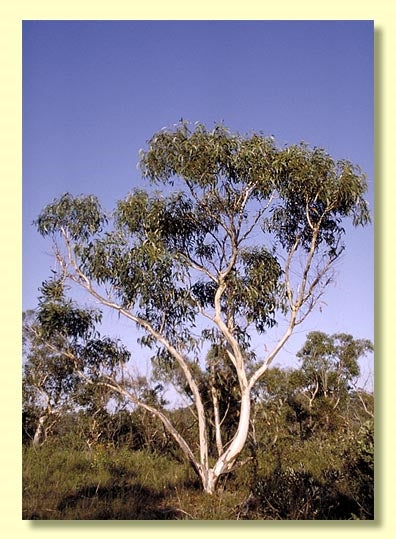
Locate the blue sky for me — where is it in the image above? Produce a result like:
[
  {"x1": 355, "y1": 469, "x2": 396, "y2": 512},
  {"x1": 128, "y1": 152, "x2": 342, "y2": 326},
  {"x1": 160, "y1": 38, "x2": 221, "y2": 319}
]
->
[{"x1": 23, "y1": 20, "x2": 374, "y2": 386}]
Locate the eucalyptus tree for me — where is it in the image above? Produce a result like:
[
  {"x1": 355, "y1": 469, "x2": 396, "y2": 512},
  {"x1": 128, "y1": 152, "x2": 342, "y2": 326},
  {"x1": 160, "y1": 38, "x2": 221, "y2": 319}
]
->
[
  {"x1": 297, "y1": 331, "x2": 373, "y2": 405},
  {"x1": 294, "y1": 331, "x2": 373, "y2": 432},
  {"x1": 22, "y1": 306, "x2": 80, "y2": 446},
  {"x1": 22, "y1": 283, "x2": 130, "y2": 446},
  {"x1": 35, "y1": 121, "x2": 370, "y2": 493}
]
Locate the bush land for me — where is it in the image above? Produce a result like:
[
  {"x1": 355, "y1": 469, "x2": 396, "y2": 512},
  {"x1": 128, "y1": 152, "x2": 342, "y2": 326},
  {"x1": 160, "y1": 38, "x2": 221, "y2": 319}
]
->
[{"x1": 23, "y1": 408, "x2": 374, "y2": 520}]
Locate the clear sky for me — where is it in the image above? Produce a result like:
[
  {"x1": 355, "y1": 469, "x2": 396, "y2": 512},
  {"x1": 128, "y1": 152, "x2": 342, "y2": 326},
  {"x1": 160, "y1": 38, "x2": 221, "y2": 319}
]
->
[{"x1": 22, "y1": 20, "x2": 374, "y2": 386}]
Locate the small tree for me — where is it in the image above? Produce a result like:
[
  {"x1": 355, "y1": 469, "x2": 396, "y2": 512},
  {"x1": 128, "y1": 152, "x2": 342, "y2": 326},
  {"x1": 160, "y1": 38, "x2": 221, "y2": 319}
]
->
[
  {"x1": 22, "y1": 283, "x2": 130, "y2": 447},
  {"x1": 34, "y1": 122, "x2": 370, "y2": 492},
  {"x1": 294, "y1": 331, "x2": 373, "y2": 434},
  {"x1": 23, "y1": 307, "x2": 80, "y2": 446}
]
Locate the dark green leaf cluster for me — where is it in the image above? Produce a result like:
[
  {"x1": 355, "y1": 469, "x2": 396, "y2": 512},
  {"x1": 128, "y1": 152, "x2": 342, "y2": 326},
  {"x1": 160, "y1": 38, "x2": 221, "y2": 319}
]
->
[
  {"x1": 252, "y1": 464, "x2": 362, "y2": 520},
  {"x1": 36, "y1": 193, "x2": 107, "y2": 241},
  {"x1": 227, "y1": 247, "x2": 285, "y2": 332},
  {"x1": 206, "y1": 345, "x2": 241, "y2": 448},
  {"x1": 140, "y1": 122, "x2": 276, "y2": 198},
  {"x1": 268, "y1": 144, "x2": 370, "y2": 251},
  {"x1": 37, "y1": 301, "x2": 100, "y2": 341},
  {"x1": 190, "y1": 248, "x2": 284, "y2": 334},
  {"x1": 37, "y1": 279, "x2": 102, "y2": 341},
  {"x1": 116, "y1": 189, "x2": 212, "y2": 253},
  {"x1": 32, "y1": 279, "x2": 131, "y2": 382},
  {"x1": 75, "y1": 337, "x2": 130, "y2": 377},
  {"x1": 72, "y1": 193, "x2": 200, "y2": 344}
]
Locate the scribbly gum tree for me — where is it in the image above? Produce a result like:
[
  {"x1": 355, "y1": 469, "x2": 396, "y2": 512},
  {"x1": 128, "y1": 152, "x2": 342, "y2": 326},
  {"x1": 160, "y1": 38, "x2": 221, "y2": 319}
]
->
[{"x1": 36, "y1": 122, "x2": 370, "y2": 493}]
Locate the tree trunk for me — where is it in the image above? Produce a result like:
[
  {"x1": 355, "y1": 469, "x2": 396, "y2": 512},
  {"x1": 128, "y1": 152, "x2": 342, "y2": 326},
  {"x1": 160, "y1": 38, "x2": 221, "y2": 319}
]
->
[
  {"x1": 199, "y1": 467, "x2": 219, "y2": 495},
  {"x1": 32, "y1": 415, "x2": 47, "y2": 447},
  {"x1": 198, "y1": 390, "x2": 252, "y2": 494},
  {"x1": 211, "y1": 382, "x2": 223, "y2": 457},
  {"x1": 216, "y1": 390, "x2": 251, "y2": 471}
]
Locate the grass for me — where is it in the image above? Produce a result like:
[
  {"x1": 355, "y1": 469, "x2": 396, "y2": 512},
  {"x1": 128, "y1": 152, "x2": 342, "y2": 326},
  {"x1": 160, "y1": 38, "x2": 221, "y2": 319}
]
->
[
  {"x1": 22, "y1": 443, "x2": 250, "y2": 520},
  {"x1": 22, "y1": 426, "x2": 373, "y2": 520}
]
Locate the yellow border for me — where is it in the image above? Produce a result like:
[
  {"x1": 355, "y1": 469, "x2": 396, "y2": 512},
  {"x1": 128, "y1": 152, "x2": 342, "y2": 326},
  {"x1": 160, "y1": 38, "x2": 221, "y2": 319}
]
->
[{"x1": 1, "y1": 1, "x2": 394, "y2": 536}]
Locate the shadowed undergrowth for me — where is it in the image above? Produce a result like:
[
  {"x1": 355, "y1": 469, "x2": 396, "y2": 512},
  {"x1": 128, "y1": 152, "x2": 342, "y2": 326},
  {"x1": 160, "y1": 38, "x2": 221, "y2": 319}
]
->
[{"x1": 23, "y1": 426, "x2": 373, "y2": 520}]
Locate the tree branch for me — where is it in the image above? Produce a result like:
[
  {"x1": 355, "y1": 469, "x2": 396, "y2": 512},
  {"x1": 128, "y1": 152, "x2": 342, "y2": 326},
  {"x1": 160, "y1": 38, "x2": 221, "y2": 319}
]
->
[{"x1": 58, "y1": 236, "x2": 211, "y2": 470}]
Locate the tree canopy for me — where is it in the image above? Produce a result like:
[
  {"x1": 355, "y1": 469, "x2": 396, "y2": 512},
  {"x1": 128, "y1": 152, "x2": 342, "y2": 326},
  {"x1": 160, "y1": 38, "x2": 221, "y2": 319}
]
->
[{"x1": 34, "y1": 121, "x2": 371, "y2": 492}]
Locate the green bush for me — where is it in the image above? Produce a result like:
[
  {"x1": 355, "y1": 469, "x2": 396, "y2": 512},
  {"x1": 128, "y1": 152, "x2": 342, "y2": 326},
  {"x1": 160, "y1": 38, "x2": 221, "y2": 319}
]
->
[
  {"x1": 251, "y1": 465, "x2": 359, "y2": 520},
  {"x1": 341, "y1": 420, "x2": 374, "y2": 519},
  {"x1": 22, "y1": 417, "x2": 374, "y2": 519}
]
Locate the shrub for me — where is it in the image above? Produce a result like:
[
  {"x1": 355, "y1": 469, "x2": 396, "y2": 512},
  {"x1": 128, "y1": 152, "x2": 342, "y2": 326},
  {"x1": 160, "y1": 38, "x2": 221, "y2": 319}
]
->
[
  {"x1": 341, "y1": 420, "x2": 374, "y2": 519},
  {"x1": 250, "y1": 464, "x2": 360, "y2": 520}
]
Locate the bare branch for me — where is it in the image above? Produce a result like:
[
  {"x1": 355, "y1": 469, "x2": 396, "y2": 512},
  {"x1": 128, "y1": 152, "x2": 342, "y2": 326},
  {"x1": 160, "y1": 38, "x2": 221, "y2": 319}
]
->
[
  {"x1": 284, "y1": 236, "x2": 300, "y2": 308},
  {"x1": 239, "y1": 193, "x2": 275, "y2": 243},
  {"x1": 355, "y1": 390, "x2": 374, "y2": 418},
  {"x1": 85, "y1": 374, "x2": 201, "y2": 474},
  {"x1": 56, "y1": 241, "x2": 211, "y2": 470},
  {"x1": 248, "y1": 309, "x2": 298, "y2": 390},
  {"x1": 176, "y1": 251, "x2": 218, "y2": 283}
]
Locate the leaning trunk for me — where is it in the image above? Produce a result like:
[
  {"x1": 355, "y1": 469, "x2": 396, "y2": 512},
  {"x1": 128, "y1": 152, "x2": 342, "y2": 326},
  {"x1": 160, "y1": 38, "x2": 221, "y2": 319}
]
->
[
  {"x1": 199, "y1": 389, "x2": 252, "y2": 494},
  {"x1": 32, "y1": 414, "x2": 47, "y2": 447}
]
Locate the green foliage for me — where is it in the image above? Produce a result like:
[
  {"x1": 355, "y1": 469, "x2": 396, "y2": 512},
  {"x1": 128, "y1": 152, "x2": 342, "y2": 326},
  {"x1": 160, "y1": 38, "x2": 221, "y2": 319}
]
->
[
  {"x1": 201, "y1": 345, "x2": 242, "y2": 451},
  {"x1": 342, "y1": 420, "x2": 374, "y2": 519},
  {"x1": 251, "y1": 465, "x2": 358, "y2": 520},
  {"x1": 36, "y1": 280, "x2": 130, "y2": 375},
  {"x1": 23, "y1": 296, "x2": 130, "y2": 446},
  {"x1": 36, "y1": 277, "x2": 102, "y2": 341},
  {"x1": 269, "y1": 143, "x2": 370, "y2": 252},
  {"x1": 23, "y1": 419, "x2": 374, "y2": 520},
  {"x1": 225, "y1": 247, "x2": 284, "y2": 332},
  {"x1": 75, "y1": 337, "x2": 130, "y2": 377},
  {"x1": 36, "y1": 192, "x2": 107, "y2": 241},
  {"x1": 23, "y1": 330, "x2": 374, "y2": 519},
  {"x1": 140, "y1": 122, "x2": 276, "y2": 194},
  {"x1": 32, "y1": 121, "x2": 372, "y2": 494},
  {"x1": 251, "y1": 333, "x2": 373, "y2": 443},
  {"x1": 296, "y1": 331, "x2": 373, "y2": 411},
  {"x1": 22, "y1": 309, "x2": 80, "y2": 443},
  {"x1": 36, "y1": 122, "x2": 370, "y2": 359}
]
